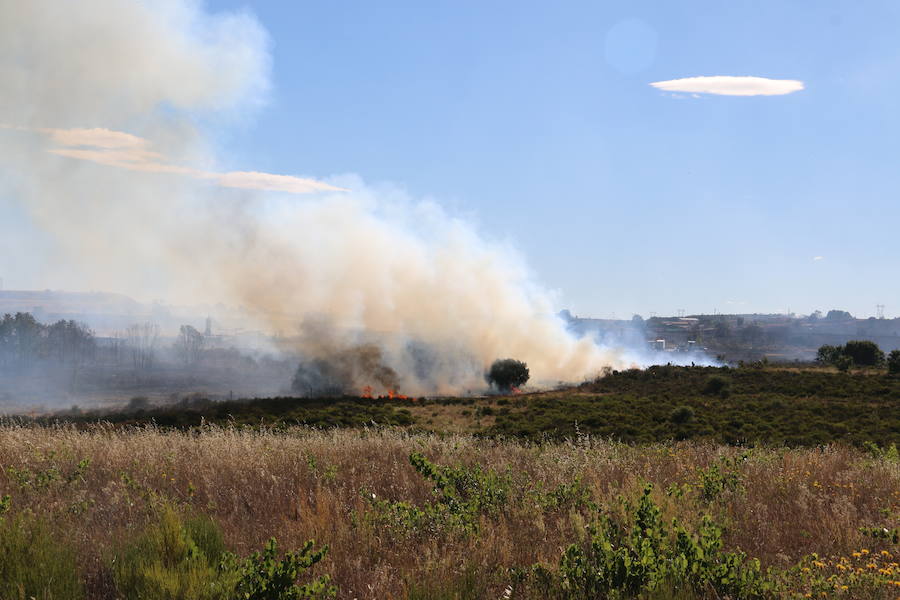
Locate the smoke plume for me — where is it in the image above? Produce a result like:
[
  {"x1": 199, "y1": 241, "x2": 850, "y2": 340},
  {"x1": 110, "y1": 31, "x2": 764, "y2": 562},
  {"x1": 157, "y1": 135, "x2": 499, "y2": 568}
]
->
[{"x1": 0, "y1": 0, "x2": 633, "y2": 395}]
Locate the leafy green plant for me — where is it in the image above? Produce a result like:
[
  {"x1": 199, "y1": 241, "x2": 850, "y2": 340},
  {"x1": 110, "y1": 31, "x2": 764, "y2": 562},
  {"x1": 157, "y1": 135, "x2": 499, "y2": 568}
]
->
[
  {"x1": 859, "y1": 526, "x2": 899, "y2": 544},
  {"x1": 533, "y1": 476, "x2": 595, "y2": 512},
  {"x1": 696, "y1": 454, "x2": 746, "y2": 502},
  {"x1": 863, "y1": 441, "x2": 899, "y2": 462},
  {"x1": 523, "y1": 484, "x2": 774, "y2": 599},
  {"x1": 366, "y1": 453, "x2": 512, "y2": 537},
  {"x1": 229, "y1": 538, "x2": 334, "y2": 599},
  {"x1": 6, "y1": 456, "x2": 90, "y2": 491},
  {"x1": 113, "y1": 505, "x2": 334, "y2": 600},
  {"x1": 409, "y1": 452, "x2": 510, "y2": 517}
]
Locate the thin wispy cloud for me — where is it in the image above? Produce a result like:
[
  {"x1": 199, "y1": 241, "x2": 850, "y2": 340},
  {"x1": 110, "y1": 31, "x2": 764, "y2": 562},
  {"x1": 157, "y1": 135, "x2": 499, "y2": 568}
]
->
[
  {"x1": 2, "y1": 124, "x2": 346, "y2": 194},
  {"x1": 650, "y1": 76, "x2": 804, "y2": 97},
  {"x1": 813, "y1": 256, "x2": 824, "y2": 261},
  {"x1": 41, "y1": 127, "x2": 146, "y2": 149}
]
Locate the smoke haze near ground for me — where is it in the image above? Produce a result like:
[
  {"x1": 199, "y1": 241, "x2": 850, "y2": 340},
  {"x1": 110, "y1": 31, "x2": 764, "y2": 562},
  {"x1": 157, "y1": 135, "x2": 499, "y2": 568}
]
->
[{"x1": 0, "y1": 0, "x2": 673, "y2": 395}]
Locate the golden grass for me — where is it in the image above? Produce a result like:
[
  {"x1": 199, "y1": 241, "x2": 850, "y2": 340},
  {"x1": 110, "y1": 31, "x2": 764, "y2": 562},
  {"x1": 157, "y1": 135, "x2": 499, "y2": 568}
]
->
[{"x1": 0, "y1": 423, "x2": 897, "y2": 599}]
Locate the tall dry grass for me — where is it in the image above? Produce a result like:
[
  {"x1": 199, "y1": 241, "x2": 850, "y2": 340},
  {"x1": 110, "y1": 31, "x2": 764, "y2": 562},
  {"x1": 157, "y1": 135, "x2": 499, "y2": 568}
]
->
[{"x1": 0, "y1": 423, "x2": 897, "y2": 598}]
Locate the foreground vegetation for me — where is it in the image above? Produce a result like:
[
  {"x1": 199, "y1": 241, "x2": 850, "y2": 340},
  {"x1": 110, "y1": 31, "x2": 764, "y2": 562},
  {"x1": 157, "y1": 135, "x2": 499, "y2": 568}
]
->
[
  {"x1": 3, "y1": 365, "x2": 898, "y2": 597},
  {"x1": 0, "y1": 425, "x2": 898, "y2": 598}
]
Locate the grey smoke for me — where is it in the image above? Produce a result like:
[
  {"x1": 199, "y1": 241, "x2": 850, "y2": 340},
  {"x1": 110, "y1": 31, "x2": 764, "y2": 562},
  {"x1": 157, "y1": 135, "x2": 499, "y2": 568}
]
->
[{"x1": 0, "y1": 0, "x2": 649, "y2": 397}]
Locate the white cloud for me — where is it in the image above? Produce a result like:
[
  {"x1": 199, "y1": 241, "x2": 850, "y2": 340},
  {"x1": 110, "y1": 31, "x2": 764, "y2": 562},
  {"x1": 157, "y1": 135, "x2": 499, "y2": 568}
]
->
[
  {"x1": 650, "y1": 76, "x2": 804, "y2": 96},
  {"x1": 28, "y1": 126, "x2": 346, "y2": 194},
  {"x1": 813, "y1": 256, "x2": 824, "y2": 261},
  {"x1": 214, "y1": 171, "x2": 346, "y2": 194},
  {"x1": 41, "y1": 127, "x2": 146, "y2": 149}
]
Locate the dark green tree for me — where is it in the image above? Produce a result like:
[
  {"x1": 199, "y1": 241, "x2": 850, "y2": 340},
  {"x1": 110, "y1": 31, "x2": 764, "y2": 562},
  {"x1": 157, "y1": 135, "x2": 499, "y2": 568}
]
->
[
  {"x1": 815, "y1": 345, "x2": 842, "y2": 365},
  {"x1": 485, "y1": 358, "x2": 529, "y2": 392},
  {"x1": 842, "y1": 340, "x2": 884, "y2": 366}
]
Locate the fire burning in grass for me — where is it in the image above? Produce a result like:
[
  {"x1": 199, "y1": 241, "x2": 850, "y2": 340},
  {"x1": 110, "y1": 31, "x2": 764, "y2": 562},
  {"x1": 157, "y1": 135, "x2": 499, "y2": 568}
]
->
[{"x1": 360, "y1": 386, "x2": 409, "y2": 400}]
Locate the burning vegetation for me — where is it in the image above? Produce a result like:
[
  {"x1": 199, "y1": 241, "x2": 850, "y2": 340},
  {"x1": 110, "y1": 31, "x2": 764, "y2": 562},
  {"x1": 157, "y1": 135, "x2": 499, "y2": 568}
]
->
[{"x1": 291, "y1": 344, "x2": 400, "y2": 398}]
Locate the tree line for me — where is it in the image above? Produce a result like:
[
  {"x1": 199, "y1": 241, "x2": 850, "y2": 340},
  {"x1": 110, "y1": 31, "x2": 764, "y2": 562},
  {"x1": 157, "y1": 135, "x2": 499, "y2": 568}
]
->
[
  {"x1": 0, "y1": 312, "x2": 96, "y2": 370},
  {"x1": 816, "y1": 339, "x2": 900, "y2": 373}
]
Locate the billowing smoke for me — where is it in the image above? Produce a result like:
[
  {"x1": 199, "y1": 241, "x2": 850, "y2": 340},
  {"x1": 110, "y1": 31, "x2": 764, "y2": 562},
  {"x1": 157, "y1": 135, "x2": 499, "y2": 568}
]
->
[{"x1": 0, "y1": 0, "x2": 633, "y2": 396}]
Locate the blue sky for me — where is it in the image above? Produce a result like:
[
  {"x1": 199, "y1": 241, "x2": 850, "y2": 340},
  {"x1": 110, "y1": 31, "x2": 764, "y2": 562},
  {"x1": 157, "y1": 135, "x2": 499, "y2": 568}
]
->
[{"x1": 205, "y1": 0, "x2": 900, "y2": 319}]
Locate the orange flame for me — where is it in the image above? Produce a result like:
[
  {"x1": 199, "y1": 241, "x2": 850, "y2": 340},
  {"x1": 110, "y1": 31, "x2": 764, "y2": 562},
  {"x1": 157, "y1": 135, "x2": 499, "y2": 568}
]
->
[
  {"x1": 387, "y1": 389, "x2": 408, "y2": 400},
  {"x1": 510, "y1": 386, "x2": 522, "y2": 395},
  {"x1": 361, "y1": 385, "x2": 373, "y2": 399}
]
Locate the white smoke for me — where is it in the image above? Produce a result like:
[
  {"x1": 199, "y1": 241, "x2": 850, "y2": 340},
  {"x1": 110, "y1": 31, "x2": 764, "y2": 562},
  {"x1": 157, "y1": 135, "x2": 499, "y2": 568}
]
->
[{"x1": 0, "y1": 0, "x2": 632, "y2": 394}]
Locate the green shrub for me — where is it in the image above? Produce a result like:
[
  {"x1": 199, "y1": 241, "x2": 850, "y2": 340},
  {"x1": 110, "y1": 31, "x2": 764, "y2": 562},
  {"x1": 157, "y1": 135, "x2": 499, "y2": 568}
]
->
[
  {"x1": 533, "y1": 477, "x2": 595, "y2": 512},
  {"x1": 859, "y1": 526, "x2": 900, "y2": 544},
  {"x1": 523, "y1": 485, "x2": 774, "y2": 599},
  {"x1": 113, "y1": 506, "x2": 333, "y2": 600},
  {"x1": 669, "y1": 406, "x2": 694, "y2": 424},
  {"x1": 366, "y1": 453, "x2": 511, "y2": 537},
  {"x1": 229, "y1": 538, "x2": 334, "y2": 599},
  {"x1": 702, "y1": 375, "x2": 730, "y2": 396},
  {"x1": 863, "y1": 441, "x2": 899, "y2": 462},
  {"x1": 112, "y1": 506, "x2": 236, "y2": 600},
  {"x1": 409, "y1": 452, "x2": 510, "y2": 519},
  {"x1": 0, "y1": 512, "x2": 83, "y2": 600},
  {"x1": 695, "y1": 454, "x2": 746, "y2": 502}
]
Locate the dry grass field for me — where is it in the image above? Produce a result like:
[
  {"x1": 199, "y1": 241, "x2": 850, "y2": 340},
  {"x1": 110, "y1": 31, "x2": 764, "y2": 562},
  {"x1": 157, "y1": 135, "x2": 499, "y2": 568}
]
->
[{"x1": 0, "y1": 423, "x2": 898, "y2": 598}]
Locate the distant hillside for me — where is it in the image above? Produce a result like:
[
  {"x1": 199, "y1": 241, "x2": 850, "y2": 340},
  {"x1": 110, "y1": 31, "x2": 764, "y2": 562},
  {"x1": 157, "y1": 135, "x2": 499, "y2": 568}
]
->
[
  {"x1": 0, "y1": 289, "x2": 142, "y2": 316},
  {"x1": 561, "y1": 310, "x2": 900, "y2": 362}
]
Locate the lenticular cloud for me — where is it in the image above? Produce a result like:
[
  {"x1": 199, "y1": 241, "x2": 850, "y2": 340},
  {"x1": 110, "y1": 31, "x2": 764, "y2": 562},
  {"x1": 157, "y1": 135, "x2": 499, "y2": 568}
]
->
[{"x1": 650, "y1": 76, "x2": 804, "y2": 97}]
